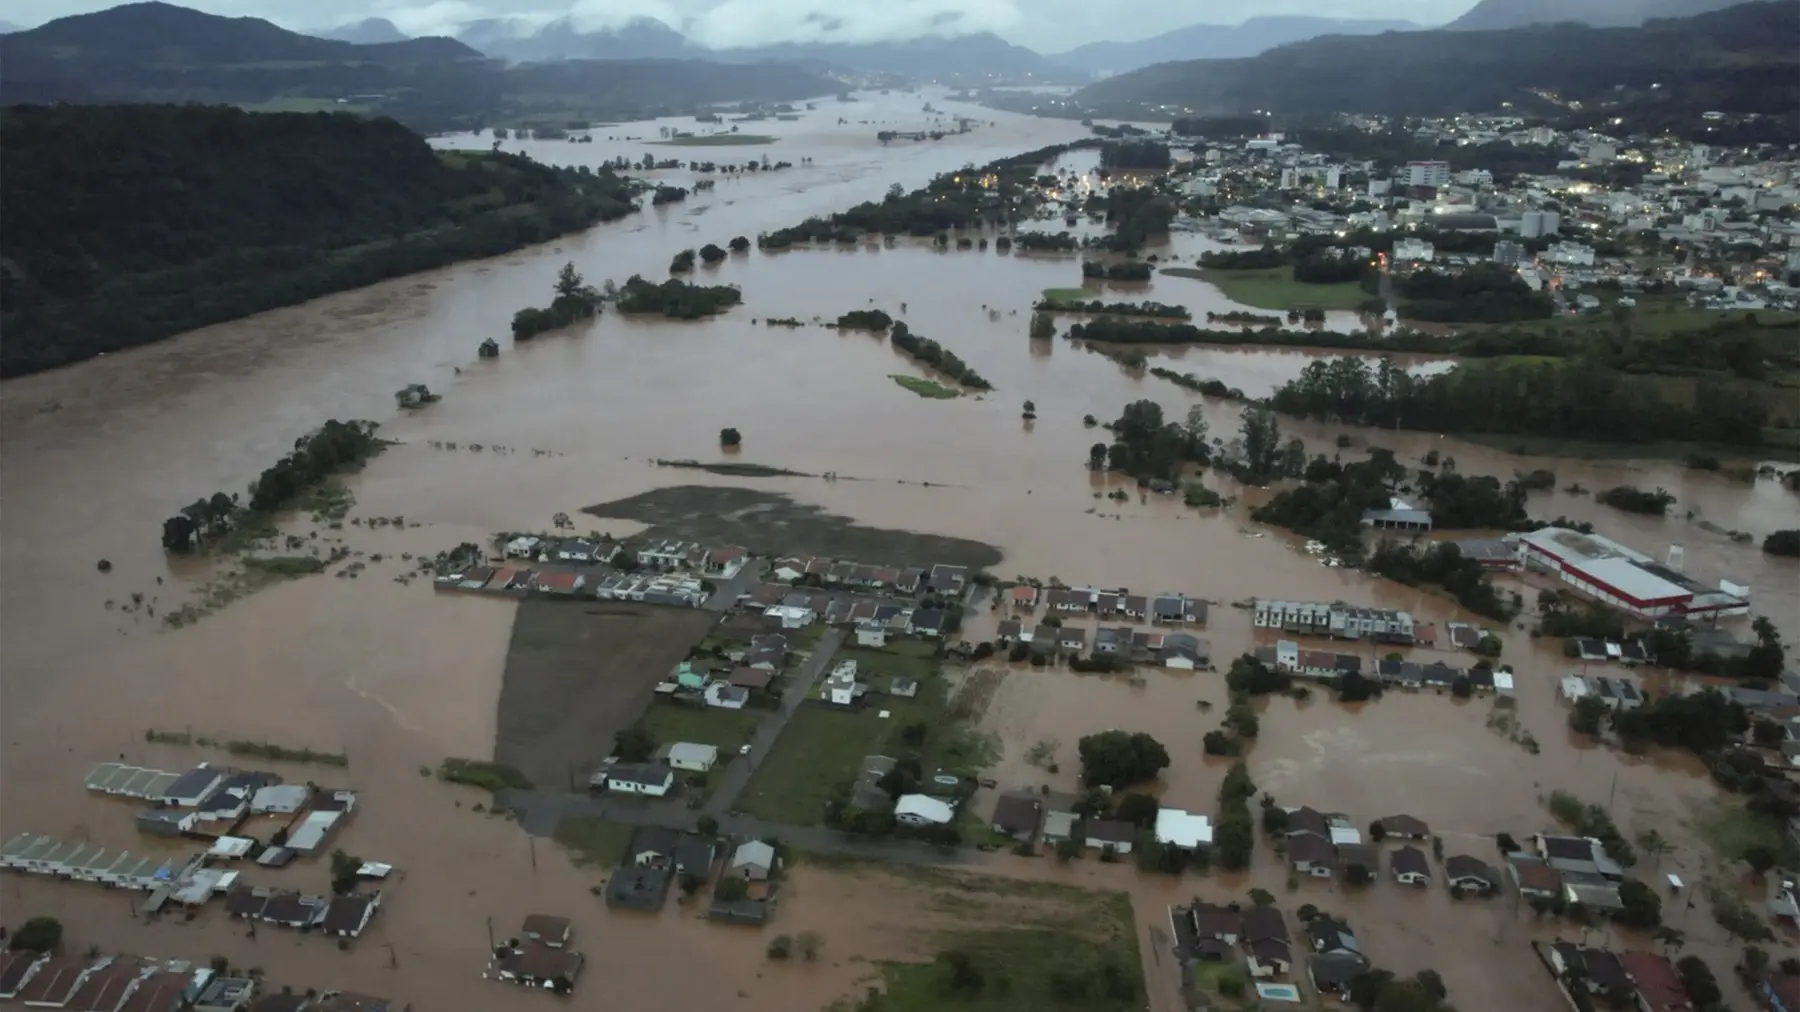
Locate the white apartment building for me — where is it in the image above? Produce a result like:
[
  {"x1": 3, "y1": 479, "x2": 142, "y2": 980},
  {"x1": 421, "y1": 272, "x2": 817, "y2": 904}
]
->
[
  {"x1": 1393, "y1": 238, "x2": 1435, "y2": 263},
  {"x1": 1406, "y1": 160, "x2": 1450, "y2": 187}
]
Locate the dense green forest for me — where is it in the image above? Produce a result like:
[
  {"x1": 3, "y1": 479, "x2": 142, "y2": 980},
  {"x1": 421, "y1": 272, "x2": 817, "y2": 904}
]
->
[
  {"x1": 1071, "y1": 2, "x2": 1798, "y2": 132},
  {"x1": 0, "y1": 104, "x2": 640, "y2": 376}
]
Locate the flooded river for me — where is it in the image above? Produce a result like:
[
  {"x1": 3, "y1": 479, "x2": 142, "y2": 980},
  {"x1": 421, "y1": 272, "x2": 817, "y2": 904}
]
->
[{"x1": 2, "y1": 89, "x2": 1795, "y2": 1010}]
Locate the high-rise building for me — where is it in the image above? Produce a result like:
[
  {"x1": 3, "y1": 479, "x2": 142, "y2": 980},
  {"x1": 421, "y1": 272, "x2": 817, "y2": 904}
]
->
[
  {"x1": 1324, "y1": 166, "x2": 1344, "y2": 190},
  {"x1": 1406, "y1": 160, "x2": 1451, "y2": 187},
  {"x1": 1519, "y1": 210, "x2": 1561, "y2": 238}
]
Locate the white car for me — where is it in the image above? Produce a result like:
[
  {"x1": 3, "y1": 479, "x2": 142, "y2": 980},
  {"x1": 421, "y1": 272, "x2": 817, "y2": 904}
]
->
[{"x1": 738, "y1": 744, "x2": 752, "y2": 756}]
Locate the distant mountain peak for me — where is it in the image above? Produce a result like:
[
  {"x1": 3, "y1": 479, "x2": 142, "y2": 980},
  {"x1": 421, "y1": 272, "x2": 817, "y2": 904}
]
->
[
  {"x1": 1052, "y1": 16, "x2": 1422, "y2": 75},
  {"x1": 321, "y1": 17, "x2": 408, "y2": 45},
  {"x1": 1446, "y1": 0, "x2": 1749, "y2": 30}
]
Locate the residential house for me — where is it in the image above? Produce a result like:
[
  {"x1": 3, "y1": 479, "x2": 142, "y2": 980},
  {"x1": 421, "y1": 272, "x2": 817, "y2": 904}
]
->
[
  {"x1": 260, "y1": 892, "x2": 328, "y2": 930},
  {"x1": 119, "y1": 971, "x2": 193, "y2": 1012},
  {"x1": 1562, "y1": 872, "x2": 1625, "y2": 914},
  {"x1": 1085, "y1": 819, "x2": 1136, "y2": 855},
  {"x1": 1391, "y1": 845, "x2": 1430, "y2": 885},
  {"x1": 1187, "y1": 903, "x2": 1242, "y2": 945},
  {"x1": 675, "y1": 834, "x2": 720, "y2": 879},
  {"x1": 895, "y1": 567, "x2": 926, "y2": 595},
  {"x1": 1160, "y1": 634, "x2": 1209, "y2": 670},
  {"x1": 730, "y1": 840, "x2": 777, "y2": 881},
  {"x1": 13, "y1": 956, "x2": 100, "y2": 1007},
  {"x1": 1041, "y1": 810, "x2": 1078, "y2": 846},
  {"x1": 1538, "y1": 834, "x2": 1624, "y2": 880},
  {"x1": 603, "y1": 763, "x2": 675, "y2": 797},
  {"x1": 1311, "y1": 952, "x2": 1371, "y2": 998},
  {"x1": 1241, "y1": 907, "x2": 1291, "y2": 978},
  {"x1": 1507, "y1": 856, "x2": 1563, "y2": 900},
  {"x1": 1362, "y1": 498, "x2": 1433, "y2": 532},
  {"x1": 823, "y1": 661, "x2": 862, "y2": 706},
  {"x1": 1550, "y1": 944, "x2": 1631, "y2": 997},
  {"x1": 604, "y1": 867, "x2": 670, "y2": 911},
  {"x1": 658, "y1": 743, "x2": 719, "y2": 773},
  {"x1": 1285, "y1": 806, "x2": 1331, "y2": 840},
  {"x1": 1154, "y1": 809, "x2": 1213, "y2": 851},
  {"x1": 855, "y1": 621, "x2": 887, "y2": 648},
  {"x1": 1756, "y1": 969, "x2": 1799, "y2": 1012},
  {"x1": 704, "y1": 683, "x2": 750, "y2": 709},
  {"x1": 495, "y1": 943, "x2": 585, "y2": 990},
  {"x1": 996, "y1": 620, "x2": 1023, "y2": 644},
  {"x1": 1308, "y1": 918, "x2": 1361, "y2": 958},
  {"x1": 1377, "y1": 814, "x2": 1430, "y2": 840},
  {"x1": 910, "y1": 609, "x2": 949, "y2": 638},
  {"x1": 1443, "y1": 855, "x2": 1499, "y2": 895},
  {"x1": 625, "y1": 827, "x2": 683, "y2": 869},
  {"x1": 161, "y1": 765, "x2": 225, "y2": 807},
  {"x1": 770, "y1": 558, "x2": 807, "y2": 582},
  {"x1": 990, "y1": 794, "x2": 1043, "y2": 842},
  {"x1": 1093, "y1": 626, "x2": 1132, "y2": 655},
  {"x1": 250, "y1": 784, "x2": 309, "y2": 815},
  {"x1": 1619, "y1": 951, "x2": 1692, "y2": 1012},
  {"x1": 1151, "y1": 595, "x2": 1204, "y2": 625},
  {"x1": 1289, "y1": 833, "x2": 1334, "y2": 877},
  {"x1": 928, "y1": 565, "x2": 969, "y2": 595},
  {"x1": 67, "y1": 959, "x2": 153, "y2": 1011},
  {"x1": 1056, "y1": 626, "x2": 1088, "y2": 654},
  {"x1": 728, "y1": 667, "x2": 775, "y2": 692},
  {"x1": 1338, "y1": 843, "x2": 1380, "y2": 882},
  {"x1": 637, "y1": 539, "x2": 697, "y2": 571},
  {"x1": 704, "y1": 546, "x2": 748, "y2": 579},
  {"x1": 320, "y1": 892, "x2": 381, "y2": 938},
  {"x1": 1120, "y1": 595, "x2": 1149, "y2": 620},
  {"x1": 895, "y1": 794, "x2": 954, "y2": 827},
  {"x1": 1031, "y1": 624, "x2": 1058, "y2": 647},
  {"x1": 1044, "y1": 588, "x2": 1083, "y2": 614},
  {"x1": 763, "y1": 604, "x2": 816, "y2": 630},
  {"x1": 889, "y1": 677, "x2": 919, "y2": 698},
  {"x1": 521, "y1": 914, "x2": 572, "y2": 948},
  {"x1": 1093, "y1": 592, "x2": 1122, "y2": 618},
  {"x1": 0, "y1": 953, "x2": 45, "y2": 1002}
]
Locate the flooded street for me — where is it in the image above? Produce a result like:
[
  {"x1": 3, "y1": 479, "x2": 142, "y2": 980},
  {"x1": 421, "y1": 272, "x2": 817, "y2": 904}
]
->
[{"x1": 2, "y1": 88, "x2": 1796, "y2": 1010}]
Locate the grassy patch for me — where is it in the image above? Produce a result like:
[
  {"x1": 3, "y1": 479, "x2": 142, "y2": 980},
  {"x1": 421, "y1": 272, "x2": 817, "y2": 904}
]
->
[
  {"x1": 241, "y1": 555, "x2": 327, "y2": 576},
  {"x1": 739, "y1": 643, "x2": 994, "y2": 825},
  {"x1": 876, "y1": 888, "x2": 1143, "y2": 1012},
  {"x1": 553, "y1": 816, "x2": 633, "y2": 868},
  {"x1": 1455, "y1": 431, "x2": 1799, "y2": 463},
  {"x1": 891, "y1": 375, "x2": 961, "y2": 399},
  {"x1": 1042, "y1": 287, "x2": 1091, "y2": 303},
  {"x1": 1163, "y1": 264, "x2": 1366, "y2": 311},
  {"x1": 640, "y1": 703, "x2": 762, "y2": 754},
  {"x1": 651, "y1": 133, "x2": 777, "y2": 146},
  {"x1": 1691, "y1": 799, "x2": 1799, "y2": 866},
  {"x1": 439, "y1": 757, "x2": 533, "y2": 793},
  {"x1": 1191, "y1": 961, "x2": 1252, "y2": 1008}
]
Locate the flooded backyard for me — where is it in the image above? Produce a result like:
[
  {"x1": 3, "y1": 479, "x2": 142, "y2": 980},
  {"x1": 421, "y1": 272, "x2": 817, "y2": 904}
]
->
[{"x1": 1, "y1": 88, "x2": 1796, "y2": 1011}]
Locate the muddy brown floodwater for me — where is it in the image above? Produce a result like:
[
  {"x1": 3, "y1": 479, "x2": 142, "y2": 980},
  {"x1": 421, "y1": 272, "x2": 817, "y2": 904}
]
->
[{"x1": 2, "y1": 88, "x2": 1796, "y2": 1011}]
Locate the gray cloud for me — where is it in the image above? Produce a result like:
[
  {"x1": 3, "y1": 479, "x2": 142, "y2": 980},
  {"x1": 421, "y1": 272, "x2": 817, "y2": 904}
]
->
[{"x1": 9, "y1": 0, "x2": 1469, "y2": 51}]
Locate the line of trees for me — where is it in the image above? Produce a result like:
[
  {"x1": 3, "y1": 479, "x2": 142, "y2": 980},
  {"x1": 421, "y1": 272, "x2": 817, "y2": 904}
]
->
[
  {"x1": 1099, "y1": 140, "x2": 1171, "y2": 170},
  {"x1": 1035, "y1": 298, "x2": 1189, "y2": 319},
  {"x1": 1102, "y1": 399, "x2": 1211, "y2": 481},
  {"x1": 162, "y1": 419, "x2": 382, "y2": 552},
  {"x1": 889, "y1": 322, "x2": 990, "y2": 390},
  {"x1": 834, "y1": 309, "x2": 893, "y2": 331},
  {"x1": 615, "y1": 275, "x2": 742, "y2": 319},
  {"x1": 1082, "y1": 260, "x2": 1153, "y2": 281}
]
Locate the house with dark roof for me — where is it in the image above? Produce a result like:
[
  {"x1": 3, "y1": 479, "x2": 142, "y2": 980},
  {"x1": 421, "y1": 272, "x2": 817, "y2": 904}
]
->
[
  {"x1": 0, "y1": 950, "x2": 48, "y2": 1000},
  {"x1": 909, "y1": 609, "x2": 949, "y2": 638},
  {"x1": 1308, "y1": 918, "x2": 1360, "y2": 957},
  {"x1": 321, "y1": 891, "x2": 381, "y2": 938},
  {"x1": 1549, "y1": 943, "x2": 1630, "y2": 997},
  {"x1": 1187, "y1": 903, "x2": 1241, "y2": 945},
  {"x1": 1391, "y1": 845, "x2": 1430, "y2": 885},
  {"x1": 990, "y1": 794, "x2": 1043, "y2": 842},
  {"x1": 494, "y1": 942, "x2": 585, "y2": 990},
  {"x1": 1338, "y1": 843, "x2": 1380, "y2": 882},
  {"x1": 1377, "y1": 814, "x2": 1429, "y2": 840},
  {"x1": 1285, "y1": 806, "x2": 1330, "y2": 840},
  {"x1": 675, "y1": 834, "x2": 721, "y2": 879},
  {"x1": 1241, "y1": 905, "x2": 1290, "y2": 976},
  {"x1": 1289, "y1": 833, "x2": 1334, "y2": 878},
  {"x1": 1507, "y1": 855, "x2": 1563, "y2": 899},
  {"x1": 1444, "y1": 855, "x2": 1499, "y2": 895},
  {"x1": 259, "y1": 892, "x2": 328, "y2": 929},
  {"x1": 522, "y1": 914, "x2": 572, "y2": 948},
  {"x1": 605, "y1": 866, "x2": 670, "y2": 911},
  {"x1": 928, "y1": 564, "x2": 968, "y2": 595},
  {"x1": 1311, "y1": 952, "x2": 1371, "y2": 997},
  {"x1": 12, "y1": 956, "x2": 98, "y2": 1007},
  {"x1": 1084, "y1": 819, "x2": 1136, "y2": 855}
]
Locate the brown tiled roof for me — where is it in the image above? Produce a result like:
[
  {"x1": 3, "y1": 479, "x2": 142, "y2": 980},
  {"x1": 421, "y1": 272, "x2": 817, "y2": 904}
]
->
[
  {"x1": 1288, "y1": 833, "x2": 1333, "y2": 866},
  {"x1": 67, "y1": 959, "x2": 148, "y2": 1010},
  {"x1": 0, "y1": 951, "x2": 44, "y2": 996},
  {"x1": 15, "y1": 956, "x2": 91, "y2": 1005},
  {"x1": 1286, "y1": 806, "x2": 1330, "y2": 838},
  {"x1": 1508, "y1": 855, "x2": 1562, "y2": 893},
  {"x1": 1378, "y1": 814, "x2": 1430, "y2": 837},
  {"x1": 991, "y1": 794, "x2": 1043, "y2": 835},
  {"x1": 1242, "y1": 905, "x2": 1287, "y2": 942},
  {"x1": 499, "y1": 943, "x2": 584, "y2": 983},
  {"x1": 1086, "y1": 819, "x2": 1136, "y2": 845},
  {"x1": 522, "y1": 914, "x2": 571, "y2": 943},
  {"x1": 729, "y1": 667, "x2": 774, "y2": 689},
  {"x1": 119, "y1": 972, "x2": 192, "y2": 1012},
  {"x1": 1619, "y1": 951, "x2": 1691, "y2": 1012},
  {"x1": 1391, "y1": 845, "x2": 1430, "y2": 878},
  {"x1": 1444, "y1": 855, "x2": 1496, "y2": 884},
  {"x1": 1188, "y1": 903, "x2": 1239, "y2": 940}
]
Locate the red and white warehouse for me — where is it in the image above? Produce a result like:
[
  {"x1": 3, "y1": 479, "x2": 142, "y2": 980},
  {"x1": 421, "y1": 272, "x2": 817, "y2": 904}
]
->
[{"x1": 1516, "y1": 528, "x2": 1750, "y2": 621}]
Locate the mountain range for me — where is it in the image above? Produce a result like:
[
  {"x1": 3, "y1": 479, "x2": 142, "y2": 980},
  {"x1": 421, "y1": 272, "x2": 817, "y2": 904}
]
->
[
  {"x1": 1446, "y1": 0, "x2": 1753, "y2": 29},
  {"x1": 1050, "y1": 16, "x2": 1423, "y2": 75},
  {"x1": 0, "y1": 2, "x2": 837, "y2": 132},
  {"x1": 1073, "y1": 1, "x2": 1798, "y2": 126}
]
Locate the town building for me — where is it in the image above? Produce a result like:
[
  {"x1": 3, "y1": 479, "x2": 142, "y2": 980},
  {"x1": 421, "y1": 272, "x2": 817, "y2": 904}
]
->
[{"x1": 1516, "y1": 528, "x2": 1749, "y2": 620}]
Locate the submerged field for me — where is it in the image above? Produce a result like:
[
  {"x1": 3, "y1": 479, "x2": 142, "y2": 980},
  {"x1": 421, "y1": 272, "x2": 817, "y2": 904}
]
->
[{"x1": 1162, "y1": 265, "x2": 1368, "y2": 311}]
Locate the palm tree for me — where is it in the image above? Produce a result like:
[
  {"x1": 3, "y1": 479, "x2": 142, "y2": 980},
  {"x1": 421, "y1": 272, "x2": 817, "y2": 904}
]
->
[{"x1": 1635, "y1": 829, "x2": 1672, "y2": 868}]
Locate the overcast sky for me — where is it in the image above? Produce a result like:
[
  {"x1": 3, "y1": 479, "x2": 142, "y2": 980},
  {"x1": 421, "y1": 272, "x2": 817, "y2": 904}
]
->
[{"x1": 6, "y1": 0, "x2": 1467, "y2": 50}]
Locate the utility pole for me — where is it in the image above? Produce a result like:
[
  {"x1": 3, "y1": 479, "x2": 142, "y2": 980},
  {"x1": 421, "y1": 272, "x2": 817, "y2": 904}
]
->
[{"x1": 485, "y1": 916, "x2": 494, "y2": 951}]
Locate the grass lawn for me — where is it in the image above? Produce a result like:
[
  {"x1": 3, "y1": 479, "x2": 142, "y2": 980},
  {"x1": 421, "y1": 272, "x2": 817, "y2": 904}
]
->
[
  {"x1": 875, "y1": 888, "x2": 1144, "y2": 1012},
  {"x1": 891, "y1": 375, "x2": 960, "y2": 399},
  {"x1": 1161, "y1": 265, "x2": 1366, "y2": 311},
  {"x1": 1042, "y1": 287, "x2": 1091, "y2": 303},
  {"x1": 1189, "y1": 961, "x2": 1252, "y2": 1009},
  {"x1": 552, "y1": 816, "x2": 633, "y2": 868},
  {"x1": 651, "y1": 133, "x2": 777, "y2": 146},
  {"x1": 640, "y1": 702, "x2": 763, "y2": 753},
  {"x1": 738, "y1": 642, "x2": 994, "y2": 825},
  {"x1": 1691, "y1": 799, "x2": 1800, "y2": 866}
]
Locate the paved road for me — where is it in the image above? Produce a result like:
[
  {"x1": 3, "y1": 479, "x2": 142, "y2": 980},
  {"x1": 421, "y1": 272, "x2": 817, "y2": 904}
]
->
[
  {"x1": 702, "y1": 558, "x2": 767, "y2": 614},
  {"x1": 703, "y1": 626, "x2": 847, "y2": 817}
]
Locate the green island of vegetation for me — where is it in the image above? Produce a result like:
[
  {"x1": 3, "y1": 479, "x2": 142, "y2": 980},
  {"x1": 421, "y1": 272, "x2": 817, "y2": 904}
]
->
[
  {"x1": 512, "y1": 263, "x2": 602, "y2": 339},
  {"x1": 835, "y1": 309, "x2": 895, "y2": 331},
  {"x1": 890, "y1": 322, "x2": 992, "y2": 391},
  {"x1": 0, "y1": 104, "x2": 642, "y2": 377},
  {"x1": 651, "y1": 133, "x2": 777, "y2": 146},
  {"x1": 1166, "y1": 264, "x2": 1369, "y2": 312},
  {"x1": 160, "y1": 419, "x2": 384, "y2": 553},
  {"x1": 616, "y1": 275, "x2": 743, "y2": 319},
  {"x1": 891, "y1": 375, "x2": 961, "y2": 399}
]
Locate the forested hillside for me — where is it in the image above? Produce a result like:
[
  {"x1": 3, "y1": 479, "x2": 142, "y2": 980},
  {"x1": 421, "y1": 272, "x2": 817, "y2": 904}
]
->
[
  {"x1": 1073, "y1": 2, "x2": 1798, "y2": 126},
  {"x1": 0, "y1": 104, "x2": 639, "y2": 376}
]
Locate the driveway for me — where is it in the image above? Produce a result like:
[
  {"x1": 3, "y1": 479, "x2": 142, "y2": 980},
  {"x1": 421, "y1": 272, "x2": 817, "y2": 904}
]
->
[{"x1": 703, "y1": 626, "x2": 846, "y2": 816}]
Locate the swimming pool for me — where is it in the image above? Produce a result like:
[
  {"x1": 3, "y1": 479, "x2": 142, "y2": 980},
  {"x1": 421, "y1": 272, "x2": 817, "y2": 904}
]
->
[{"x1": 1255, "y1": 982, "x2": 1303, "y2": 1003}]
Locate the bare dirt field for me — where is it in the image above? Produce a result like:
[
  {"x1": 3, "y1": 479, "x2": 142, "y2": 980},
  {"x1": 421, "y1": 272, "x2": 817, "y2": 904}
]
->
[
  {"x1": 582, "y1": 485, "x2": 1002, "y2": 569},
  {"x1": 495, "y1": 599, "x2": 714, "y2": 788}
]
